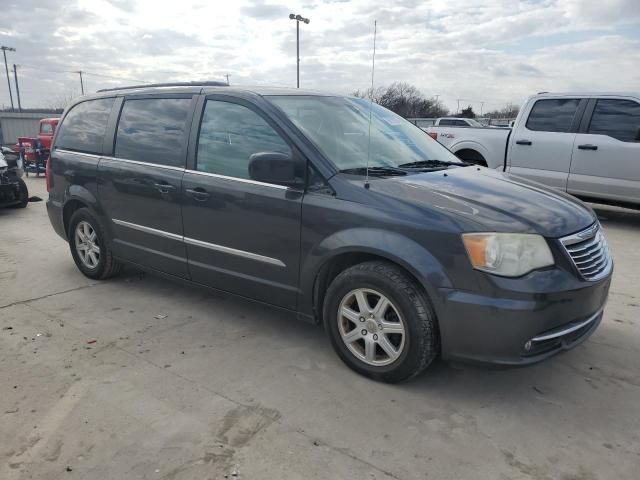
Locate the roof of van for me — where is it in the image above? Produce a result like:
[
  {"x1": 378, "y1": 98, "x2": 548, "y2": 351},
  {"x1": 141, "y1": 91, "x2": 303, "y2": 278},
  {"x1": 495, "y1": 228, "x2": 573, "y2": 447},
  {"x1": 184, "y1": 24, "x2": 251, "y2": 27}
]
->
[{"x1": 94, "y1": 82, "x2": 334, "y2": 97}]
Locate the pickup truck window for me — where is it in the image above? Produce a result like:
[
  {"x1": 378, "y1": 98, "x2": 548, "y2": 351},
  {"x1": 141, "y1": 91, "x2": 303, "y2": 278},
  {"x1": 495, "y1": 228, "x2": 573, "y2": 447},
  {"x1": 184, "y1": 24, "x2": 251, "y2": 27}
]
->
[
  {"x1": 115, "y1": 98, "x2": 192, "y2": 167},
  {"x1": 588, "y1": 99, "x2": 640, "y2": 143},
  {"x1": 40, "y1": 123, "x2": 53, "y2": 134},
  {"x1": 196, "y1": 100, "x2": 291, "y2": 179},
  {"x1": 55, "y1": 98, "x2": 115, "y2": 154},
  {"x1": 525, "y1": 99, "x2": 580, "y2": 133}
]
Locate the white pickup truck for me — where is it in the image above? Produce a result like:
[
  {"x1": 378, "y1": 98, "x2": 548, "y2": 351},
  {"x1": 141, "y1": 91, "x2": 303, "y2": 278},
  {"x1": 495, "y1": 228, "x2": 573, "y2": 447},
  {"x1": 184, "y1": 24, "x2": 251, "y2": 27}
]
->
[{"x1": 426, "y1": 92, "x2": 640, "y2": 208}]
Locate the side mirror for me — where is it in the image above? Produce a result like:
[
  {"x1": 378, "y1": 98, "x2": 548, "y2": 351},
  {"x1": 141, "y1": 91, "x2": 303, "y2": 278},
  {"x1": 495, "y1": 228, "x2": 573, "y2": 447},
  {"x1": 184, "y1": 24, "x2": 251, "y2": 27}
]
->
[{"x1": 248, "y1": 151, "x2": 302, "y2": 188}]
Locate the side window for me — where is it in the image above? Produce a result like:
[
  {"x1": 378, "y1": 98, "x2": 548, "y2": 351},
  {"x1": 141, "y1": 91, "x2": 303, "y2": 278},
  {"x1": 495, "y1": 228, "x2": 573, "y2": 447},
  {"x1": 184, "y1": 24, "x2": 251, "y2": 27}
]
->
[
  {"x1": 525, "y1": 99, "x2": 580, "y2": 133},
  {"x1": 40, "y1": 123, "x2": 53, "y2": 134},
  {"x1": 588, "y1": 99, "x2": 640, "y2": 142},
  {"x1": 454, "y1": 120, "x2": 468, "y2": 126},
  {"x1": 115, "y1": 98, "x2": 192, "y2": 166},
  {"x1": 439, "y1": 119, "x2": 454, "y2": 126},
  {"x1": 55, "y1": 98, "x2": 115, "y2": 154},
  {"x1": 196, "y1": 100, "x2": 291, "y2": 180}
]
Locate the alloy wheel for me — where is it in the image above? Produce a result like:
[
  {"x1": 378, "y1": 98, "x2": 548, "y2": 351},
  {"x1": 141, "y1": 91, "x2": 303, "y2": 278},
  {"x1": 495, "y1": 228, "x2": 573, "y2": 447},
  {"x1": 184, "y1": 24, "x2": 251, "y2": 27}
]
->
[
  {"x1": 75, "y1": 220, "x2": 101, "y2": 269},
  {"x1": 337, "y1": 288, "x2": 406, "y2": 366}
]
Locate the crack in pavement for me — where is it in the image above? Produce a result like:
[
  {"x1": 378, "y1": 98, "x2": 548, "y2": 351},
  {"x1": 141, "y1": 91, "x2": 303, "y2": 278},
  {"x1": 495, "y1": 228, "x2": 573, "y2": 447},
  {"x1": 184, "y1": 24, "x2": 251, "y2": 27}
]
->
[{"x1": 0, "y1": 282, "x2": 101, "y2": 310}]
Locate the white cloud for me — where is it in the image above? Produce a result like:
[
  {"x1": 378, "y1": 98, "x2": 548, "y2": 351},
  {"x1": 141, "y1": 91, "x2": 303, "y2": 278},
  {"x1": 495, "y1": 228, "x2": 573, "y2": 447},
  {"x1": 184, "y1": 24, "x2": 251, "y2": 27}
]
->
[{"x1": 0, "y1": 0, "x2": 637, "y2": 111}]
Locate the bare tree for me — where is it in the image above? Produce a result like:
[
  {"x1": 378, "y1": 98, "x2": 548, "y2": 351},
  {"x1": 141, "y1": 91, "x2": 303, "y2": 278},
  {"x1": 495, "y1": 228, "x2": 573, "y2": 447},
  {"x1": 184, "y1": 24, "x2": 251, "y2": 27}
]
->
[
  {"x1": 353, "y1": 82, "x2": 449, "y2": 118},
  {"x1": 485, "y1": 103, "x2": 520, "y2": 119}
]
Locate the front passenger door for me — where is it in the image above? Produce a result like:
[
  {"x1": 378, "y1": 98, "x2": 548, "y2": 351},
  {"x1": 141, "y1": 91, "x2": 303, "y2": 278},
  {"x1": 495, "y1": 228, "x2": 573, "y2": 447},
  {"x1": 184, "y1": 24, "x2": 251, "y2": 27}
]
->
[
  {"x1": 508, "y1": 98, "x2": 584, "y2": 190},
  {"x1": 181, "y1": 97, "x2": 304, "y2": 309}
]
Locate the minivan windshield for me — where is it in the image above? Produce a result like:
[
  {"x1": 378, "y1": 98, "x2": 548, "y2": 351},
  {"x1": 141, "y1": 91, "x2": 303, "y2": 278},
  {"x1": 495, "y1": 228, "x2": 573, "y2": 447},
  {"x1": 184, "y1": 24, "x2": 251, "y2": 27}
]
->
[{"x1": 268, "y1": 95, "x2": 464, "y2": 173}]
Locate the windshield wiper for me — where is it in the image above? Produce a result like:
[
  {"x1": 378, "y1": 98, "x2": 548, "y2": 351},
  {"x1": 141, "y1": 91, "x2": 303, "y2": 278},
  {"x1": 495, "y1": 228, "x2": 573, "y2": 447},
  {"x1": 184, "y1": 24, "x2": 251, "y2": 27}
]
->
[
  {"x1": 339, "y1": 166, "x2": 407, "y2": 176},
  {"x1": 397, "y1": 159, "x2": 468, "y2": 169}
]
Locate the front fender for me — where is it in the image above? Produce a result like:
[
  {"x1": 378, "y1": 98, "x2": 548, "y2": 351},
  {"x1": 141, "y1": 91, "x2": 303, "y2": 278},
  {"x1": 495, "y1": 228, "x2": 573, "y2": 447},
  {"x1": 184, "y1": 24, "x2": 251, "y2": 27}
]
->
[{"x1": 298, "y1": 227, "x2": 453, "y2": 317}]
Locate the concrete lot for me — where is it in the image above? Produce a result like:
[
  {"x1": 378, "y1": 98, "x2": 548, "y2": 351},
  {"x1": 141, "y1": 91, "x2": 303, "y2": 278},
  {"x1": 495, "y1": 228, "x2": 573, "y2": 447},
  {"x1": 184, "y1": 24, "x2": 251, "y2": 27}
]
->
[{"x1": 1, "y1": 176, "x2": 639, "y2": 480}]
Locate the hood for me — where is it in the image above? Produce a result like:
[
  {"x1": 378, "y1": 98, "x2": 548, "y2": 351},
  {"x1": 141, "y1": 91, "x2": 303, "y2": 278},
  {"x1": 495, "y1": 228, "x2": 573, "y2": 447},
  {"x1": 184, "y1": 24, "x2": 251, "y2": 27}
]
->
[{"x1": 366, "y1": 167, "x2": 595, "y2": 238}]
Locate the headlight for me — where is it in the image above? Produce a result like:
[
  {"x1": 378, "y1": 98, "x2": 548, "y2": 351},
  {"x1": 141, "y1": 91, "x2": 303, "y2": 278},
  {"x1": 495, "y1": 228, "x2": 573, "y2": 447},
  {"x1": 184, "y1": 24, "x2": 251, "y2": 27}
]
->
[{"x1": 462, "y1": 233, "x2": 554, "y2": 277}]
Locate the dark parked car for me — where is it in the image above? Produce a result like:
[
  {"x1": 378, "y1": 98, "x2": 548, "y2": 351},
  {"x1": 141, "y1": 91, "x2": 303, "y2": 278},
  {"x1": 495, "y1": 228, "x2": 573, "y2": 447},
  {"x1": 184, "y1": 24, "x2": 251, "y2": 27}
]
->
[
  {"x1": 46, "y1": 83, "x2": 613, "y2": 382},
  {"x1": 0, "y1": 148, "x2": 29, "y2": 208}
]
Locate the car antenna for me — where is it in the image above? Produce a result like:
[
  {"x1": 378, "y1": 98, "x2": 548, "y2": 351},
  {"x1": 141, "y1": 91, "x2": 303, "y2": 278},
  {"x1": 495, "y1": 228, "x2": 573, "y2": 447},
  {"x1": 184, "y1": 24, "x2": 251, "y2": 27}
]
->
[{"x1": 364, "y1": 20, "x2": 377, "y2": 190}]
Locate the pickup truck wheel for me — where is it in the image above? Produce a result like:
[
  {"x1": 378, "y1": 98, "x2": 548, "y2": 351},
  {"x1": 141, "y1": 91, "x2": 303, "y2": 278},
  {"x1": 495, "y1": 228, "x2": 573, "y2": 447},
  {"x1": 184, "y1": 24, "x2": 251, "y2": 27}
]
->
[
  {"x1": 68, "y1": 208, "x2": 122, "y2": 280},
  {"x1": 323, "y1": 261, "x2": 439, "y2": 383},
  {"x1": 455, "y1": 149, "x2": 487, "y2": 166}
]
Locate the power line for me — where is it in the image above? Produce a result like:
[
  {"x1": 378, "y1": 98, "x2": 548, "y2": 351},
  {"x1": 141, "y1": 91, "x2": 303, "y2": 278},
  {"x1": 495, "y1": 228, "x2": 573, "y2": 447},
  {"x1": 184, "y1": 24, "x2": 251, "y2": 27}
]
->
[{"x1": 17, "y1": 64, "x2": 148, "y2": 83}]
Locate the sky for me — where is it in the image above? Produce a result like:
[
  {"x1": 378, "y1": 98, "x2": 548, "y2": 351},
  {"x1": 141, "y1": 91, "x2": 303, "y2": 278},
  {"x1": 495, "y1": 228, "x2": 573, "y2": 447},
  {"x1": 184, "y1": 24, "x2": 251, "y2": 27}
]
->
[{"x1": 0, "y1": 0, "x2": 639, "y2": 113}]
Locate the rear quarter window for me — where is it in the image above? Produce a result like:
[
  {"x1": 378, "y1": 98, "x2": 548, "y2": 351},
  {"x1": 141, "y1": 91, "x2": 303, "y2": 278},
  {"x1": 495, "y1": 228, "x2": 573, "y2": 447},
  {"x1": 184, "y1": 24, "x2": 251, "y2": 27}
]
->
[
  {"x1": 55, "y1": 98, "x2": 115, "y2": 154},
  {"x1": 525, "y1": 99, "x2": 580, "y2": 133}
]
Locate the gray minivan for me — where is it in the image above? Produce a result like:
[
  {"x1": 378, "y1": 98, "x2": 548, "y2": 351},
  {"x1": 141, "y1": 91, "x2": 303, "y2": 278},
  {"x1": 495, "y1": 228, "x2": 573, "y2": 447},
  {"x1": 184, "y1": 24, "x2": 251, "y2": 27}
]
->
[{"x1": 46, "y1": 83, "x2": 612, "y2": 382}]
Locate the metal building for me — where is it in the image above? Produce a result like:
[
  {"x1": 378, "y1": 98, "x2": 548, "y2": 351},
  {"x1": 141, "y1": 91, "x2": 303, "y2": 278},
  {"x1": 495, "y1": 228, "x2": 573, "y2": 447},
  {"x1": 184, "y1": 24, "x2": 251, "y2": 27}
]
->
[{"x1": 0, "y1": 112, "x2": 61, "y2": 146}]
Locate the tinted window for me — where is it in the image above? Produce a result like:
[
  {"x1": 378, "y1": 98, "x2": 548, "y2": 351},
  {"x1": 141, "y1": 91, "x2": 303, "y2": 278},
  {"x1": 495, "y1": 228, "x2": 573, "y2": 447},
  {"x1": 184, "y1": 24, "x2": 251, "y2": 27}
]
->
[
  {"x1": 588, "y1": 99, "x2": 640, "y2": 142},
  {"x1": 526, "y1": 99, "x2": 580, "y2": 132},
  {"x1": 439, "y1": 119, "x2": 454, "y2": 126},
  {"x1": 454, "y1": 120, "x2": 468, "y2": 126},
  {"x1": 40, "y1": 123, "x2": 53, "y2": 134},
  {"x1": 197, "y1": 100, "x2": 290, "y2": 179},
  {"x1": 55, "y1": 98, "x2": 114, "y2": 154},
  {"x1": 115, "y1": 98, "x2": 192, "y2": 166}
]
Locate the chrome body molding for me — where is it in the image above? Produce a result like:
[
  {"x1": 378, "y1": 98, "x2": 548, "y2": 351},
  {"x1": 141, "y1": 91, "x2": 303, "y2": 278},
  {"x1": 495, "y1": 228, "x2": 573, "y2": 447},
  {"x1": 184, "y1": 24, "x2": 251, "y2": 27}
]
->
[
  {"x1": 112, "y1": 218, "x2": 286, "y2": 267},
  {"x1": 531, "y1": 310, "x2": 602, "y2": 342},
  {"x1": 184, "y1": 169, "x2": 289, "y2": 190},
  {"x1": 112, "y1": 219, "x2": 183, "y2": 241}
]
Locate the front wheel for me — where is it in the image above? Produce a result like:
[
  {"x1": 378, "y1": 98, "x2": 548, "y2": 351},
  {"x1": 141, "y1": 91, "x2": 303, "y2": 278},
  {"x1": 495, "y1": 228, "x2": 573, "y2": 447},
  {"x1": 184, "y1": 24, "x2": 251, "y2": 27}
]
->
[
  {"x1": 68, "y1": 208, "x2": 122, "y2": 280},
  {"x1": 323, "y1": 261, "x2": 439, "y2": 383}
]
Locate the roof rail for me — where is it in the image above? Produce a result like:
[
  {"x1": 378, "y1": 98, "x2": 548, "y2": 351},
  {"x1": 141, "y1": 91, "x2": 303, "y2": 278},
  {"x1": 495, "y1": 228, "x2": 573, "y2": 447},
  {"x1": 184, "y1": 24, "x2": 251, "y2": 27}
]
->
[{"x1": 97, "y1": 81, "x2": 229, "y2": 93}]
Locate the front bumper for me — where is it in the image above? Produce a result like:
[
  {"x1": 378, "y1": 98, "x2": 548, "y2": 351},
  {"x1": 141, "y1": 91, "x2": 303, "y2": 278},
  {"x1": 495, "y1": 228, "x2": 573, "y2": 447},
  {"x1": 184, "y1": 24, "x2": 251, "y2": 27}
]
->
[{"x1": 436, "y1": 268, "x2": 612, "y2": 365}]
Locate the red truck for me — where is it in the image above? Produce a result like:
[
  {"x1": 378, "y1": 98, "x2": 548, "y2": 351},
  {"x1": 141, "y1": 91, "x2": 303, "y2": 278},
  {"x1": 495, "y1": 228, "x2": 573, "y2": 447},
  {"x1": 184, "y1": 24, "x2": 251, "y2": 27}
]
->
[{"x1": 15, "y1": 118, "x2": 59, "y2": 175}]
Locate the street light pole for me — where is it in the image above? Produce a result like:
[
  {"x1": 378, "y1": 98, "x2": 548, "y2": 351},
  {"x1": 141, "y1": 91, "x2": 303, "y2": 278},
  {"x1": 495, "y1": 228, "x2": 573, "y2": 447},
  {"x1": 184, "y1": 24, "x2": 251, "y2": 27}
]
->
[
  {"x1": 289, "y1": 13, "x2": 310, "y2": 88},
  {"x1": 13, "y1": 64, "x2": 21, "y2": 112},
  {"x1": 76, "y1": 71, "x2": 85, "y2": 95},
  {"x1": 1, "y1": 46, "x2": 16, "y2": 111}
]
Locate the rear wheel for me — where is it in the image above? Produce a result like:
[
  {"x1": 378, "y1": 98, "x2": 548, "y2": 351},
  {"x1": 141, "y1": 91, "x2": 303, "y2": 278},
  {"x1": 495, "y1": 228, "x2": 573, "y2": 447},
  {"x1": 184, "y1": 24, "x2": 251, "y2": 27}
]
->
[
  {"x1": 323, "y1": 261, "x2": 439, "y2": 383},
  {"x1": 455, "y1": 149, "x2": 487, "y2": 166},
  {"x1": 68, "y1": 208, "x2": 122, "y2": 279}
]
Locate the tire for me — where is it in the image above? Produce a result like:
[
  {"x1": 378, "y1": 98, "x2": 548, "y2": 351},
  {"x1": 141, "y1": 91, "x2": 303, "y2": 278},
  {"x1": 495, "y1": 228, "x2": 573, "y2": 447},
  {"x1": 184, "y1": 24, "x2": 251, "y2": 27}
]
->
[
  {"x1": 323, "y1": 261, "x2": 439, "y2": 383},
  {"x1": 455, "y1": 149, "x2": 487, "y2": 166},
  {"x1": 14, "y1": 178, "x2": 29, "y2": 208},
  {"x1": 68, "y1": 208, "x2": 122, "y2": 280}
]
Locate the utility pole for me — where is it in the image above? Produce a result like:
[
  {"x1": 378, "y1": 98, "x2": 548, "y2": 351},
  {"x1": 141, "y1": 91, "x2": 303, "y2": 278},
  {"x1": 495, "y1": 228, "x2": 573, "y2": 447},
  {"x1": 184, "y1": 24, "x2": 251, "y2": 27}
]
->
[
  {"x1": 289, "y1": 13, "x2": 310, "y2": 88},
  {"x1": 76, "y1": 70, "x2": 85, "y2": 95},
  {"x1": 1, "y1": 46, "x2": 15, "y2": 111},
  {"x1": 480, "y1": 101, "x2": 484, "y2": 116},
  {"x1": 225, "y1": 73, "x2": 231, "y2": 85},
  {"x1": 456, "y1": 99, "x2": 461, "y2": 114},
  {"x1": 13, "y1": 64, "x2": 21, "y2": 112}
]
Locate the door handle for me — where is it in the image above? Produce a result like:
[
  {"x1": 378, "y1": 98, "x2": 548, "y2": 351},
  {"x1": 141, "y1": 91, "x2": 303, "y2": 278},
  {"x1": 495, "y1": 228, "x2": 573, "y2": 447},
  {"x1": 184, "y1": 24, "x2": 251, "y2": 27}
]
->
[
  {"x1": 154, "y1": 183, "x2": 176, "y2": 193},
  {"x1": 516, "y1": 140, "x2": 532, "y2": 146},
  {"x1": 578, "y1": 144, "x2": 598, "y2": 151},
  {"x1": 185, "y1": 187, "x2": 210, "y2": 201}
]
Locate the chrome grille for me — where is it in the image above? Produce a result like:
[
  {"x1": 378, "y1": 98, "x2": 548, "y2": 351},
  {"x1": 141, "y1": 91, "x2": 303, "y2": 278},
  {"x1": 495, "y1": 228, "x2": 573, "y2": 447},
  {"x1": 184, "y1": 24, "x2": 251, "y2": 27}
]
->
[{"x1": 560, "y1": 224, "x2": 612, "y2": 281}]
